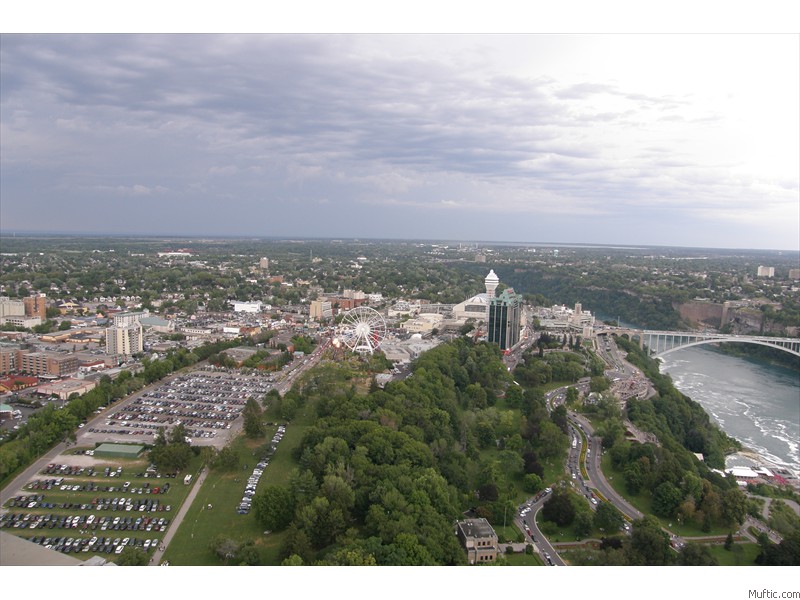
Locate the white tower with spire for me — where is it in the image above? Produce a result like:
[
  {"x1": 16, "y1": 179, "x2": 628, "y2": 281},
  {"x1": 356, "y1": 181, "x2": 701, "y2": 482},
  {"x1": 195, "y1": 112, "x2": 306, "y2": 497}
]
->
[
  {"x1": 484, "y1": 269, "x2": 499, "y2": 300},
  {"x1": 485, "y1": 270, "x2": 499, "y2": 322}
]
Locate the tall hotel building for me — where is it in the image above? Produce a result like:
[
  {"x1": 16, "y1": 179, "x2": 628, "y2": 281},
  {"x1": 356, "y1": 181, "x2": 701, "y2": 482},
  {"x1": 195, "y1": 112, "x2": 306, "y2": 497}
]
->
[
  {"x1": 105, "y1": 321, "x2": 143, "y2": 357},
  {"x1": 24, "y1": 294, "x2": 48, "y2": 320},
  {"x1": 487, "y1": 288, "x2": 522, "y2": 351}
]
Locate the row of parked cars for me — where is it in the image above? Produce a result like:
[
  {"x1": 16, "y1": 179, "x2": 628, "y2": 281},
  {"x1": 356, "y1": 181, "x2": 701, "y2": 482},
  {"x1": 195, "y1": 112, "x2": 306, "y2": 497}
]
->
[
  {"x1": 90, "y1": 496, "x2": 172, "y2": 513},
  {"x1": 28, "y1": 481, "x2": 105, "y2": 493},
  {"x1": 86, "y1": 426, "x2": 155, "y2": 437},
  {"x1": 123, "y1": 480, "x2": 170, "y2": 494},
  {"x1": 237, "y1": 424, "x2": 286, "y2": 514},
  {"x1": 26, "y1": 478, "x2": 66, "y2": 490},
  {"x1": 26, "y1": 479, "x2": 167, "y2": 494},
  {"x1": 0, "y1": 512, "x2": 170, "y2": 533},
  {"x1": 43, "y1": 464, "x2": 101, "y2": 476},
  {"x1": 23, "y1": 534, "x2": 160, "y2": 556},
  {"x1": 6, "y1": 494, "x2": 45, "y2": 508}
]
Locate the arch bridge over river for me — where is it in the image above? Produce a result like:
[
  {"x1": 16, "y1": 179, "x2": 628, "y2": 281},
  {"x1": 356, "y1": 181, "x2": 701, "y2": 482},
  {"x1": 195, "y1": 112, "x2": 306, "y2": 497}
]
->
[{"x1": 605, "y1": 329, "x2": 800, "y2": 359}]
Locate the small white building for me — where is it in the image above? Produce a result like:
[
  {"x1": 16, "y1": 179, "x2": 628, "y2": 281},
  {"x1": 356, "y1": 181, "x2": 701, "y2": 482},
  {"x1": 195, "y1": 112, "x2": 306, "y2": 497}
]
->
[{"x1": 231, "y1": 301, "x2": 263, "y2": 313}]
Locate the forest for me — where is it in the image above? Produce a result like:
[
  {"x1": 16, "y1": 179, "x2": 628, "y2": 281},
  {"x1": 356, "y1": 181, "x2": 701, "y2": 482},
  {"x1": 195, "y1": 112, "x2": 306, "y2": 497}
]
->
[{"x1": 249, "y1": 338, "x2": 575, "y2": 565}]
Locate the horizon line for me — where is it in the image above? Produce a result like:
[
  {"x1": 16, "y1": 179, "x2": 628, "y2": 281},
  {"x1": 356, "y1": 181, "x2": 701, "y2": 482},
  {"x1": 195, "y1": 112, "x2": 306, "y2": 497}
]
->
[{"x1": 1, "y1": 229, "x2": 798, "y2": 254}]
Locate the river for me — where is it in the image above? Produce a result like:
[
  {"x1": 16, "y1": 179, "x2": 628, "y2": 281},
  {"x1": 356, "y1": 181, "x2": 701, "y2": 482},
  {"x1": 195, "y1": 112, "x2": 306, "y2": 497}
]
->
[{"x1": 658, "y1": 346, "x2": 800, "y2": 474}]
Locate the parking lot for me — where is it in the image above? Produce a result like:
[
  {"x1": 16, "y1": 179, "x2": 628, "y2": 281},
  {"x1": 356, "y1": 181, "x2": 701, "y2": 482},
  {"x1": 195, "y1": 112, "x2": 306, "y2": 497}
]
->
[
  {"x1": 79, "y1": 369, "x2": 276, "y2": 450},
  {"x1": 0, "y1": 453, "x2": 188, "y2": 559}
]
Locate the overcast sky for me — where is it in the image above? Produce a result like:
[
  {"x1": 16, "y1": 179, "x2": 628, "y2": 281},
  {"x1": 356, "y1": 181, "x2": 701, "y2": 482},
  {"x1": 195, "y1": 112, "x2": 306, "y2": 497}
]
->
[{"x1": 1, "y1": 33, "x2": 798, "y2": 250}]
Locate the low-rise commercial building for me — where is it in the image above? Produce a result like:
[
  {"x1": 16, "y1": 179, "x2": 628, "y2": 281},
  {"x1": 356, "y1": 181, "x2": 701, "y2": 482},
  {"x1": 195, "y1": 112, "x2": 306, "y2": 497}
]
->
[
  {"x1": 456, "y1": 518, "x2": 499, "y2": 564},
  {"x1": 20, "y1": 352, "x2": 79, "y2": 377},
  {"x1": 402, "y1": 313, "x2": 443, "y2": 333},
  {"x1": 232, "y1": 301, "x2": 264, "y2": 313},
  {"x1": 36, "y1": 378, "x2": 97, "y2": 400},
  {"x1": 0, "y1": 315, "x2": 42, "y2": 328}
]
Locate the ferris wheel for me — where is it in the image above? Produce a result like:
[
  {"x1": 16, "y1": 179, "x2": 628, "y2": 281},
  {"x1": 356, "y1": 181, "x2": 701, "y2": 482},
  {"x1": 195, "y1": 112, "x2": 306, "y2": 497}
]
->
[{"x1": 334, "y1": 306, "x2": 387, "y2": 355}]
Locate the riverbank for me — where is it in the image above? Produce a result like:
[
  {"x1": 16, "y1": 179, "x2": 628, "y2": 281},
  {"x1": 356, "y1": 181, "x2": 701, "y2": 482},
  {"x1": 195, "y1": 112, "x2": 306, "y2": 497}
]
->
[
  {"x1": 658, "y1": 345, "x2": 799, "y2": 477},
  {"x1": 726, "y1": 450, "x2": 800, "y2": 489}
]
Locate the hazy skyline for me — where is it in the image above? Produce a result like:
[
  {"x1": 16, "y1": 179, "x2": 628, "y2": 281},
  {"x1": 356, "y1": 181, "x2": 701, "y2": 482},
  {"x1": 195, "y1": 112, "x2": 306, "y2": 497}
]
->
[{"x1": 1, "y1": 33, "x2": 798, "y2": 250}]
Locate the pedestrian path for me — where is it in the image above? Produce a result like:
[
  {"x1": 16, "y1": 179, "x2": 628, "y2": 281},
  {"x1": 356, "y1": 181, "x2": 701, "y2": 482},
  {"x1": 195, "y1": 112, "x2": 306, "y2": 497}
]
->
[{"x1": 150, "y1": 466, "x2": 208, "y2": 565}]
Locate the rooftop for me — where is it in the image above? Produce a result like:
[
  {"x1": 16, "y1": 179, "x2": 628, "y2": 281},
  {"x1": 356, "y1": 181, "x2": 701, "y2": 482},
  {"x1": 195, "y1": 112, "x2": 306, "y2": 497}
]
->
[{"x1": 457, "y1": 518, "x2": 497, "y2": 539}]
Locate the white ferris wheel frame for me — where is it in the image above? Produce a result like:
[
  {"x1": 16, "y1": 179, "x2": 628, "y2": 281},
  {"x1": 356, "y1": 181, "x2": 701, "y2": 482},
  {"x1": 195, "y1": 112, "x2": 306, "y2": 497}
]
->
[{"x1": 336, "y1": 306, "x2": 387, "y2": 355}]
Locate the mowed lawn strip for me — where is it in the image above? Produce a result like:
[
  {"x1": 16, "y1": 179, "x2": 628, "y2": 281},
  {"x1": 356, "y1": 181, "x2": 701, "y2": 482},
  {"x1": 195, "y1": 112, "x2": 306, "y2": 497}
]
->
[
  {"x1": 503, "y1": 551, "x2": 545, "y2": 566},
  {"x1": 705, "y1": 541, "x2": 761, "y2": 565}
]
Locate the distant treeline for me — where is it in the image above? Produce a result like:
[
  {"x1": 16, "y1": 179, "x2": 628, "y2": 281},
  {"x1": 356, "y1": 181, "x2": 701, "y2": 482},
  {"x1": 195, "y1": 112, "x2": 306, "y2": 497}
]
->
[{"x1": 482, "y1": 266, "x2": 684, "y2": 330}]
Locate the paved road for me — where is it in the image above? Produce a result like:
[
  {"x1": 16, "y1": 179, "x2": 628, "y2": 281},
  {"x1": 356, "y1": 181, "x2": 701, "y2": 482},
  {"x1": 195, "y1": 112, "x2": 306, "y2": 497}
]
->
[
  {"x1": 0, "y1": 438, "x2": 72, "y2": 508},
  {"x1": 512, "y1": 491, "x2": 565, "y2": 566},
  {"x1": 739, "y1": 515, "x2": 783, "y2": 545},
  {"x1": 569, "y1": 410, "x2": 644, "y2": 522}
]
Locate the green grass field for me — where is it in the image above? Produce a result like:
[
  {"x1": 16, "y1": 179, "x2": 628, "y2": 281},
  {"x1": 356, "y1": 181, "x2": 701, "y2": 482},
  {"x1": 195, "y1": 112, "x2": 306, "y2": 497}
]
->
[
  {"x1": 705, "y1": 542, "x2": 761, "y2": 565},
  {"x1": 495, "y1": 523, "x2": 525, "y2": 543},
  {"x1": 162, "y1": 402, "x2": 317, "y2": 566}
]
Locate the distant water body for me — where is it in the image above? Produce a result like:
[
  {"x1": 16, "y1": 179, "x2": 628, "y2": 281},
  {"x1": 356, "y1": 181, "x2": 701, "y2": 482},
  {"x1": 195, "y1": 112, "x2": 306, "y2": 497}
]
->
[{"x1": 658, "y1": 347, "x2": 800, "y2": 473}]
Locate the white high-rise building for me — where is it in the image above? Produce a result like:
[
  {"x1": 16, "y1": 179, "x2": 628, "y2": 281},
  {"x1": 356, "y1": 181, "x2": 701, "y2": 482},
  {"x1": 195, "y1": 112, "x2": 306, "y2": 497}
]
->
[
  {"x1": 757, "y1": 266, "x2": 775, "y2": 278},
  {"x1": 0, "y1": 297, "x2": 25, "y2": 319},
  {"x1": 105, "y1": 322, "x2": 143, "y2": 357}
]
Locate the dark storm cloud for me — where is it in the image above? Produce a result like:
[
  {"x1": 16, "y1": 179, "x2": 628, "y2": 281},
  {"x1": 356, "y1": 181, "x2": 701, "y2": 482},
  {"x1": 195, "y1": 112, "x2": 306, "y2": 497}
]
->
[
  {"x1": 2, "y1": 34, "x2": 579, "y2": 178},
  {"x1": 1, "y1": 33, "x2": 798, "y2": 249}
]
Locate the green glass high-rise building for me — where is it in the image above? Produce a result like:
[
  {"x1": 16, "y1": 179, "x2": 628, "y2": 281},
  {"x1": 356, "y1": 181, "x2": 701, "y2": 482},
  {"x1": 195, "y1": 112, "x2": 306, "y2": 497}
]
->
[{"x1": 487, "y1": 288, "x2": 521, "y2": 350}]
